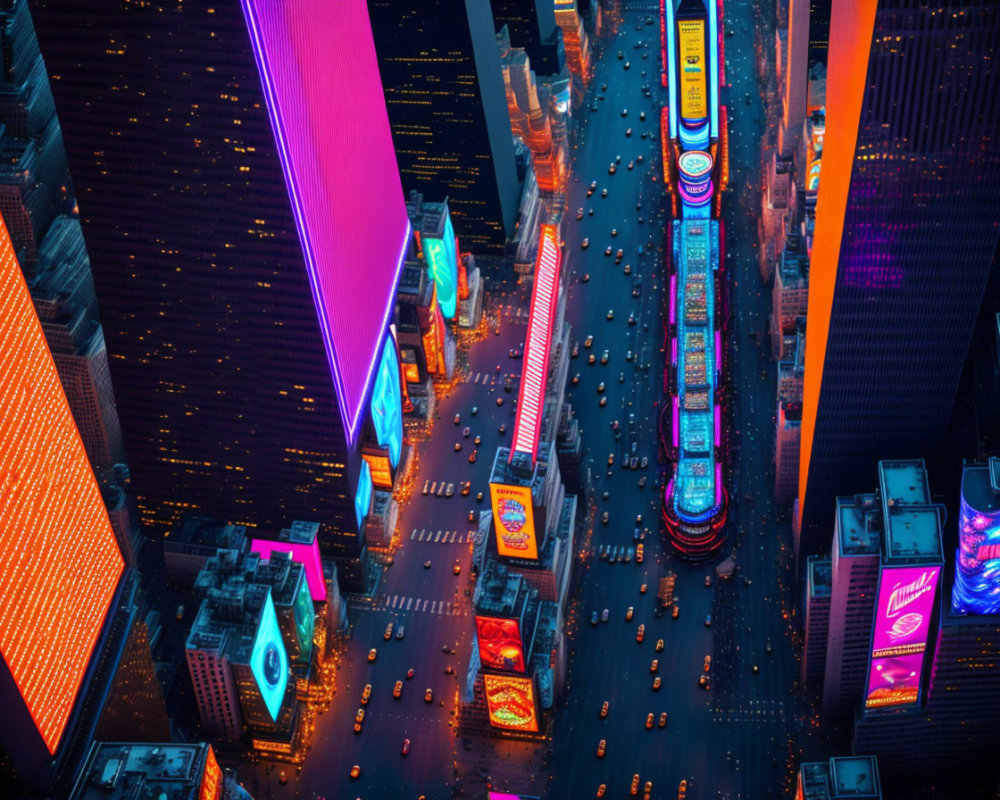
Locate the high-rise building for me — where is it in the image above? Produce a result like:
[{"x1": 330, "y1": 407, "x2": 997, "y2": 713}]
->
[
  {"x1": 366, "y1": 0, "x2": 522, "y2": 254},
  {"x1": 798, "y1": 1, "x2": 1000, "y2": 559},
  {"x1": 806, "y1": 0, "x2": 831, "y2": 70},
  {"x1": 794, "y1": 754, "x2": 883, "y2": 800},
  {"x1": 778, "y1": 0, "x2": 809, "y2": 159},
  {"x1": 491, "y1": 0, "x2": 563, "y2": 75},
  {"x1": 69, "y1": 742, "x2": 225, "y2": 800},
  {"x1": 32, "y1": 0, "x2": 410, "y2": 591},
  {"x1": 774, "y1": 324, "x2": 805, "y2": 504},
  {"x1": 802, "y1": 555, "x2": 831, "y2": 688}
]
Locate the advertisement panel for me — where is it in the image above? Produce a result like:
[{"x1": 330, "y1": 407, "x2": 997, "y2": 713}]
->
[
  {"x1": 864, "y1": 566, "x2": 940, "y2": 709},
  {"x1": 952, "y1": 478, "x2": 1000, "y2": 615},
  {"x1": 370, "y1": 336, "x2": 402, "y2": 468},
  {"x1": 250, "y1": 592, "x2": 290, "y2": 722},
  {"x1": 354, "y1": 459, "x2": 373, "y2": 529},
  {"x1": 476, "y1": 615, "x2": 526, "y2": 672},
  {"x1": 293, "y1": 576, "x2": 315, "y2": 662},
  {"x1": 250, "y1": 537, "x2": 327, "y2": 602},
  {"x1": 483, "y1": 673, "x2": 539, "y2": 733},
  {"x1": 199, "y1": 745, "x2": 222, "y2": 800},
  {"x1": 362, "y1": 449, "x2": 394, "y2": 490},
  {"x1": 677, "y1": 19, "x2": 707, "y2": 120},
  {"x1": 490, "y1": 483, "x2": 538, "y2": 560},
  {"x1": 424, "y1": 214, "x2": 458, "y2": 320}
]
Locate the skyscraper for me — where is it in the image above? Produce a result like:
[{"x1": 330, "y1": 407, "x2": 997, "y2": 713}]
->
[
  {"x1": 31, "y1": 0, "x2": 410, "y2": 591},
  {"x1": 798, "y1": 1, "x2": 1000, "y2": 558},
  {"x1": 491, "y1": 0, "x2": 563, "y2": 75},
  {"x1": 366, "y1": 0, "x2": 522, "y2": 254}
]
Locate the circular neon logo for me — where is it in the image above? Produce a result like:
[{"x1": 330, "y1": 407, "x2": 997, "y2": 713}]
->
[
  {"x1": 262, "y1": 642, "x2": 282, "y2": 687},
  {"x1": 678, "y1": 150, "x2": 714, "y2": 179}
]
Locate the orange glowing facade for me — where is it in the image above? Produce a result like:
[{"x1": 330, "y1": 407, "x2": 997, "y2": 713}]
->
[
  {"x1": 0, "y1": 216, "x2": 124, "y2": 755},
  {"x1": 199, "y1": 745, "x2": 223, "y2": 800}
]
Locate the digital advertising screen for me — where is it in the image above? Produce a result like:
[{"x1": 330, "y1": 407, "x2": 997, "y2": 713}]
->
[
  {"x1": 424, "y1": 213, "x2": 458, "y2": 320},
  {"x1": 677, "y1": 19, "x2": 707, "y2": 119},
  {"x1": 354, "y1": 459, "x2": 373, "y2": 529},
  {"x1": 483, "y1": 673, "x2": 539, "y2": 733},
  {"x1": 362, "y1": 449, "x2": 394, "y2": 490},
  {"x1": 864, "y1": 566, "x2": 940, "y2": 709},
  {"x1": 250, "y1": 537, "x2": 327, "y2": 602},
  {"x1": 476, "y1": 615, "x2": 526, "y2": 672},
  {"x1": 490, "y1": 483, "x2": 538, "y2": 560},
  {"x1": 293, "y1": 576, "x2": 315, "y2": 661},
  {"x1": 952, "y1": 476, "x2": 1000, "y2": 615},
  {"x1": 199, "y1": 745, "x2": 222, "y2": 800},
  {"x1": 250, "y1": 592, "x2": 290, "y2": 722},
  {"x1": 370, "y1": 335, "x2": 403, "y2": 468}
]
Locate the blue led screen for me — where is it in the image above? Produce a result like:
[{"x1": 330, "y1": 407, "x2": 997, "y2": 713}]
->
[
  {"x1": 371, "y1": 336, "x2": 403, "y2": 468},
  {"x1": 250, "y1": 592, "x2": 289, "y2": 722}
]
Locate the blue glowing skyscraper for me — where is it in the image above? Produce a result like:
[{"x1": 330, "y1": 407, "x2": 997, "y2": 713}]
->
[{"x1": 31, "y1": 0, "x2": 409, "y2": 591}]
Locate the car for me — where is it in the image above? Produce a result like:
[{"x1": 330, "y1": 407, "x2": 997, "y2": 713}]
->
[
  {"x1": 571, "y1": 373, "x2": 580, "y2": 386},
  {"x1": 601, "y1": 188, "x2": 608, "y2": 197},
  {"x1": 581, "y1": 272, "x2": 590, "y2": 283},
  {"x1": 396, "y1": 625, "x2": 405, "y2": 640},
  {"x1": 394, "y1": 680, "x2": 403, "y2": 698},
  {"x1": 588, "y1": 353, "x2": 596, "y2": 365},
  {"x1": 606, "y1": 308, "x2": 614, "y2": 320},
  {"x1": 672, "y1": 605, "x2": 680, "y2": 619},
  {"x1": 597, "y1": 739, "x2": 607, "y2": 758},
  {"x1": 640, "y1": 456, "x2": 648, "y2": 469},
  {"x1": 601, "y1": 510, "x2": 610, "y2": 524},
  {"x1": 636, "y1": 624, "x2": 645, "y2": 643},
  {"x1": 644, "y1": 781, "x2": 653, "y2": 800},
  {"x1": 628, "y1": 312, "x2": 637, "y2": 326},
  {"x1": 471, "y1": 405, "x2": 479, "y2": 416},
  {"x1": 461, "y1": 480, "x2": 471, "y2": 495},
  {"x1": 368, "y1": 648, "x2": 377, "y2": 662},
  {"x1": 626, "y1": 127, "x2": 633, "y2": 137},
  {"x1": 623, "y1": 546, "x2": 633, "y2": 563},
  {"x1": 576, "y1": 207, "x2": 584, "y2": 220},
  {"x1": 646, "y1": 713, "x2": 654, "y2": 729},
  {"x1": 609, "y1": 163, "x2": 617, "y2": 174},
  {"x1": 626, "y1": 349, "x2": 633, "y2": 362},
  {"x1": 599, "y1": 395, "x2": 607, "y2": 407},
  {"x1": 630, "y1": 456, "x2": 639, "y2": 470},
  {"x1": 406, "y1": 667, "x2": 415, "y2": 679},
  {"x1": 588, "y1": 207, "x2": 595, "y2": 216},
  {"x1": 468, "y1": 509, "x2": 477, "y2": 523},
  {"x1": 704, "y1": 655, "x2": 712, "y2": 673},
  {"x1": 584, "y1": 335, "x2": 594, "y2": 349},
  {"x1": 384, "y1": 622, "x2": 393, "y2": 640},
  {"x1": 766, "y1": 639, "x2": 774, "y2": 655},
  {"x1": 636, "y1": 544, "x2": 644, "y2": 563},
  {"x1": 639, "y1": 583, "x2": 648, "y2": 594},
  {"x1": 679, "y1": 779, "x2": 688, "y2": 799},
  {"x1": 624, "y1": 60, "x2": 631, "y2": 70},
  {"x1": 618, "y1": 371, "x2": 625, "y2": 384},
  {"x1": 628, "y1": 160, "x2": 634, "y2": 170},
  {"x1": 354, "y1": 707, "x2": 365, "y2": 728},
  {"x1": 699, "y1": 674, "x2": 709, "y2": 690},
  {"x1": 639, "y1": 110, "x2": 646, "y2": 120},
  {"x1": 468, "y1": 450, "x2": 478, "y2": 463},
  {"x1": 445, "y1": 664, "x2": 455, "y2": 674},
  {"x1": 453, "y1": 560, "x2": 462, "y2": 575},
  {"x1": 650, "y1": 659, "x2": 659, "y2": 673},
  {"x1": 424, "y1": 688, "x2": 433, "y2": 703},
  {"x1": 601, "y1": 350, "x2": 610, "y2": 364},
  {"x1": 659, "y1": 712, "x2": 668, "y2": 728},
  {"x1": 591, "y1": 610, "x2": 599, "y2": 626},
  {"x1": 423, "y1": 560, "x2": 432, "y2": 569},
  {"x1": 705, "y1": 574, "x2": 713, "y2": 587},
  {"x1": 600, "y1": 700, "x2": 609, "y2": 718},
  {"x1": 597, "y1": 382, "x2": 605, "y2": 394},
  {"x1": 601, "y1": 608, "x2": 610, "y2": 622},
  {"x1": 753, "y1": 664, "x2": 760, "y2": 674},
  {"x1": 597, "y1": 785, "x2": 607, "y2": 798},
  {"x1": 611, "y1": 228, "x2": 618, "y2": 237},
  {"x1": 590, "y1": 102, "x2": 599, "y2": 112},
  {"x1": 601, "y1": 82, "x2": 608, "y2": 91},
  {"x1": 362, "y1": 683, "x2": 372, "y2": 704},
  {"x1": 623, "y1": 262, "x2": 632, "y2": 275},
  {"x1": 616, "y1": 248, "x2": 624, "y2": 260},
  {"x1": 589, "y1": 179, "x2": 598, "y2": 192},
  {"x1": 571, "y1": 343, "x2": 580, "y2": 358},
  {"x1": 462, "y1": 425, "x2": 471, "y2": 438},
  {"x1": 605, "y1": 245, "x2": 613, "y2": 256},
  {"x1": 652, "y1": 676, "x2": 661, "y2": 690},
  {"x1": 507, "y1": 347, "x2": 521, "y2": 358},
  {"x1": 655, "y1": 638, "x2": 665, "y2": 654},
  {"x1": 454, "y1": 441, "x2": 462, "y2": 452},
  {"x1": 476, "y1": 490, "x2": 485, "y2": 502},
  {"x1": 401, "y1": 738, "x2": 411, "y2": 756},
  {"x1": 446, "y1": 482, "x2": 455, "y2": 496},
  {"x1": 626, "y1": 606, "x2": 634, "y2": 621},
  {"x1": 617, "y1": 50, "x2": 624, "y2": 59},
  {"x1": 350, "y1": 765, "x2": 361, "y2": 780},
  {"x1": 631, "y1": 774, "x2": 640, "y2": 796},
  {"x1": 582, "y1": 237, "x2": 590, "y2": 250},
  {"x1": 744, "y1": 576, "x2": 753, "y2": 586}
]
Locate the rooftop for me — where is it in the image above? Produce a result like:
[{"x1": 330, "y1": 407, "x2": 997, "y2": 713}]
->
[
  {"x1": 808, "y1": 556, "x2": 832, "y2": 598},
  {"x1": 879, "y1": 460, "x2": 942, "y2": 563},
  {"x1": 837, "y1": 495, "x2": 882, "y2": 557},
  {"x1": 830, "y1": 755, "x2": 881, "y2": 798},
  {"x1": 69, "y1": 742, "x2": 217, "y2": 800},
  {"x1": 879, "y1": 459, "x2": 930, "y2": 507},
  {"x1": 963, "y1": 459, "x2": 1000, "y2": 513},
  {"x1": 164, "y1": 515, "x2": 247, "y2": 552}
]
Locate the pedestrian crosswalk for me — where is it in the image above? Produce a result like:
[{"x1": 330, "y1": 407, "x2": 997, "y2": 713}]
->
[
  {"x1": 409, "y1": 528, "x2": 476, "y2": 544},
  {"x1": 464, "y1": 370, "x2": 520, "y2": 385},
  {"x1": 711, "y1": 699, "x2": 785, "y2": 724},
  {"x1": 382, "y1": 595, "x2": 464, "y2": 616}
]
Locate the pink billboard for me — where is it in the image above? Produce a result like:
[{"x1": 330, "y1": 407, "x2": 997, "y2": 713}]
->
[
  {"x1": 251, "y1": 538, "x2": 327, "y2": 602},
  {"x1": 864, "y1": 565, "x2": 940, "y2": 709}
]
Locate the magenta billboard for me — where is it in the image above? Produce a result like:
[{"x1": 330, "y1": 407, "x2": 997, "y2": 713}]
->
[
  {"x1": 250, "y1": 538, "x2": 327, "y2": 602},
  {"x1": 241, "y1": 0, "x2": 410, "y2": 447},
  {"x1": 864, "y1": 566, "x2": 940, "y2": 709}
]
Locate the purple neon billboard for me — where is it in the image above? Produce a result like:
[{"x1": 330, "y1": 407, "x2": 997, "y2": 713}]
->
[
  {"x1": 240, "y1": 0, "x2": 410, "y2": 447},
  {"x1": 250, "y1": 538, "x2": 327, "y2": 602},
  {"x1": 864, "y1": 565, "x2": 940, "y2": 709}
]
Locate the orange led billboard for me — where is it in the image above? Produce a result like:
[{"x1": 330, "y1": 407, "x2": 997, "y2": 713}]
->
[
  {"x1": 483, "y1": 673, "x2": 539, "y2": 732},
  {"x1": 490, "y1": 483, "x2": 538, "y2": 560},
  {"x1": 199, "y1": 745, "x2": 222, "y2": 800},
  {"x1": 475, "y1": 615, "x2": 526, "y2": 672},
  {"x1": 362, "y1": 449, "x2": 393, "y2": 489},
  {"x1": 677, "y1": 19, "x2": 707, "y2": 119},
  {"x1": 0, "y1": 217, "x2": 124, "y2": 754}
]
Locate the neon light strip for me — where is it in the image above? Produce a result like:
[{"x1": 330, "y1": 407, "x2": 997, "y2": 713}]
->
[
  {"x1": 709, "y1": 0, "x2": 720, "y2": 139},
  {"x1": 511, "y1": 225, "x2": 561, "y2": 462},
  {"x1": 672, "y1": 396, "x2": 679, "y2": 449},
  {"x1": 665, "y1": 0, "x2": 678, "y2": 140},
  {"x1": 669, "y1": 273, "x2": 677, "y2": 325},
  {"x1": 714, "y1": 405, "x2": 721, "y2": 447},
  {"x1": 715, "y1": 331, "x2": 722, "y2": 376}
]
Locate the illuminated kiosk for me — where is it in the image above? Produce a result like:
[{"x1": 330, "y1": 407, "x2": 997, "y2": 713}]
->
[{"x1": 661, "y1": 0, "x2": 728, "y2": 559}]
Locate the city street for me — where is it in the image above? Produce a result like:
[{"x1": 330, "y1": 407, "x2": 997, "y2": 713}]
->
[{"x1": 286, "y1": 2, "x2": 820, "y2": 799}]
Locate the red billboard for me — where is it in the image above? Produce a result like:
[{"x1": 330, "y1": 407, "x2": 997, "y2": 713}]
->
[
  {"x1": 483, "y1": 673, "x2": 539, "y2": 733},
  {"x1": 475, "y1": 616, "x2": 526, "y2": 672}
]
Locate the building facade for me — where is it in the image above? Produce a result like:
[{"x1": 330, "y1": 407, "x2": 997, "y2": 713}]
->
[{"x1": 798, "y1": 0, "x2": 1000, "y2": 558}]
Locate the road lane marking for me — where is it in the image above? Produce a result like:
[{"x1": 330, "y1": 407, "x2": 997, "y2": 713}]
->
[{"x1": 406, "y1": 598, "x2": 413, "y2": 610}]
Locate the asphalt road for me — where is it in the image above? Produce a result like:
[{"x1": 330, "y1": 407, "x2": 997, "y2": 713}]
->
[{"x1": 283, "y1": 3, "x2": 821, "y2": 799}]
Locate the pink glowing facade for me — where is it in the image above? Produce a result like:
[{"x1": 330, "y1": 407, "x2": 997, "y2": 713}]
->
[
  {"x1": 240, "y1": 0, "x2": 410, "y2": 446},
  {"x1": 250, "y1": 538, "x2": 327, "y2": 601},
  {"x1": 511, "y1": 225, "x2": 561, "y2": 463}
]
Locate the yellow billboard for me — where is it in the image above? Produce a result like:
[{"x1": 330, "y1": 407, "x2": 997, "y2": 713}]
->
[
  {"x1": 483, "y1": 673, "x2": 539, "y2": 733},
  {"x1": 362, "y1": 450, "x2": 393, "y2": 490},
  {"x1": 678, "y1": 19, "x2": 707, "y2": 119},
  {"x1": 490, "y1": 483, "x2": 538, "y2": 560}
]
